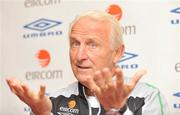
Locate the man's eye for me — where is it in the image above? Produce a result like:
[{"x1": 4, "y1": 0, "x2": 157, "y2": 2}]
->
[
  {"x1": 89, "y1": 42, "x2": 97, "y2": 49},
  {"x1": 72, "y1": 42, "x2": 80, "y2": 48}
]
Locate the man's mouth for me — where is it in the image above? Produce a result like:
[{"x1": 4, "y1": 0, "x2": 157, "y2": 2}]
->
[{"x1": 77, "y1": 65, "x2": 91, "y2": 69}]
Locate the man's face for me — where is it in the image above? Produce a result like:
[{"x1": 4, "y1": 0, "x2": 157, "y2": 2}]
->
[{"x1": 69, "y1": 17, "x2": 121, "y2": 86}]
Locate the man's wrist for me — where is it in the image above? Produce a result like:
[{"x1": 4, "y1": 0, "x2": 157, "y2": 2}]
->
[
  {"x1": 105, "y1": 104, "x2": 127, "y2": 115},
  {"x1": 105, "y1": 108, "x2": 121, "y2": 115}
]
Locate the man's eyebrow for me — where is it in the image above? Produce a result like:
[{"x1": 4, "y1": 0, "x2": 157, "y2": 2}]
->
[
  {"x1": 87, "y1": 36, "x2": 104, "y2": 43},
  {"x1": 69, "y1": 35, "x2": 77, "y2": 40}
]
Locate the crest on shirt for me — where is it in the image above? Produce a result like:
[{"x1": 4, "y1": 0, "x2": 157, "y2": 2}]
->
[
  {"x1": 68, "y1": 100, "x2": 76, "y2": 109},
  {"x1": 57, "y1": 99, "x2": 79, "y2": 115}
]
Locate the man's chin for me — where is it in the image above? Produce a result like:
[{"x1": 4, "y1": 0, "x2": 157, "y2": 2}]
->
[
  {"x1": 75, "y1": 72, "x2": 92, "y2": 82},
  {"x1": 77, "y1": 68, "x2": 93, "y2": 75},
  {"x1": 76, "y1": 72, "x2": 92, "y2": 78}
]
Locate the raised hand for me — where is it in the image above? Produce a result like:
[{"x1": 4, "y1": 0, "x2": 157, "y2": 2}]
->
[
  {"x1": 6, "y1": 78, "x2": 52, "y2": 115},
  {"x1": 85, "y1": 67, "x2": 147, "y2": 111}
]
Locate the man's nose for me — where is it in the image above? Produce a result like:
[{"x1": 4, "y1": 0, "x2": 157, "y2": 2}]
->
[{"x1": 77, "y1": 45, "x2": 88, "y2": 61}]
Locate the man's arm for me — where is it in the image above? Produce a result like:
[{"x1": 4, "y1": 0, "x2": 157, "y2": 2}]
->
[
  {"x1": 6, "y1": 77, "x2": 52, "y2": 115},
  {"x1": 142, "y1": 84, "x2": 170, "y2": 115}
]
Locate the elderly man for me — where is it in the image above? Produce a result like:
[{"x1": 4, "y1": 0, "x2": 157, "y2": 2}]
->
[{"x1": 6, "y1": 11, "x2": 169, "y2": 115}]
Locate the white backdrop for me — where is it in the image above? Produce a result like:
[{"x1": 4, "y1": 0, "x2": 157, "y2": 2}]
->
[
  {"x1": 0, "y1": 0, "x2": 3, "y2": 113},
  {"x1": 1, "y1": 0, "x2": 180, "y2": 115}
]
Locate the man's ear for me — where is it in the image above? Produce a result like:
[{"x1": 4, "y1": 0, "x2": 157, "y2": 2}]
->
[{"x1": 113, "y1": 44, "x2": 125, "y2": 64}]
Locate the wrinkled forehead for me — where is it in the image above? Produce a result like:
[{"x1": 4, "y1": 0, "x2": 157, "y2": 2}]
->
[
  {"x1": 70, "y1": 17, "x2": 111, "y2": 38},
  {"x1": 72, "y1": 16, "x2": 111, "y2": 28}
]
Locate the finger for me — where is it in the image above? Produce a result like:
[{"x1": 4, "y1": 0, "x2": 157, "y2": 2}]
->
[
  {"x1": 102, "y1": 68, "x2": 113, "y2": 85},
  {"x1": 21, "y1": 83, "x2": 29, "y2": 93},
  {"x1": 85, "y1": 75, "x2": 101, "y2": 96},
  {"x1": 6, "y1": 78, "x2": 18, "y2": 94},
  {"x1": 130, "y1": 69, "x2": 147, "y2": 87},
  {"x1": 103, "y1": 85, "x2": 116, "y2": 105},
  {"x1": 94, "y1": 71, "x2": 105, "y2": 89},
  {"x1": 115, "y1": 68, "x2": 124, "y2": 88},
  {"x1": 6, "y1": 77, "x2": 24, "y2": 95},
  {"x1": 101, "y1": 68, "x2": 115, "y2": 92},
  {"x1": 13, "y1": 81, "x2": 24, "y2": 94},
  {"x1": 101, "y1": 68, "x2": 117, "y2": 105},
  {"x1": 39, "y1": 85, "x2": 46, "y2": 98},
  {"x1": 10, "y1": 82, "x2": 25, "y2": 100},
  {"x1": 21, "y1": 83, "x2": 33, "y2": 99},
  {"x1": 6, "y1": 78, "x2": 14, "y2": 90}
]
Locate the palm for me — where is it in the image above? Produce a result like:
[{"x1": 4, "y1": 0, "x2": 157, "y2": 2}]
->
[
  {"x1": 85, "y1": 68, "x2": 146, "y2": 111},
  {"x1": 6, "y1": 78, "x2": 52, "y2": 115}
]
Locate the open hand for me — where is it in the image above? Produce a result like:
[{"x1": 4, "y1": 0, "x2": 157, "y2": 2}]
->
[
  {"x1": 6, "y1": 78, "x2": 52, "y2": 115},
  {"x1": 85, "y1": 67, "x2": 146, "y2": 111}
]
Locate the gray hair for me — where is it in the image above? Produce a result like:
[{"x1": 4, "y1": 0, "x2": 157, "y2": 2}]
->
[{"x1": 69, "y1": 10, "x2": 123, "y2": 49}]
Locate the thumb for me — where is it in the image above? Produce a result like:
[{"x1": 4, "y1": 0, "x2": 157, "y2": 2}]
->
[{"x1": 39, "y1": 85, "x2": 46, "y2": 98}]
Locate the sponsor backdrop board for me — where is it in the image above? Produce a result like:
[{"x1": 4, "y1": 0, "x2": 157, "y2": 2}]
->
[
  {"x1": 0, "y1": 0, "x2": 3, "y2": 112},
  {"x1": 1, "y1": 0, "x2": 180, "y2": 115}
]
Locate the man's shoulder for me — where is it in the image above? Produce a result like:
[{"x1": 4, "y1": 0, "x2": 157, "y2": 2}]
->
[
  {"x1": 130, "y1": 81, "x2": 160, "y2": 98},
  {"x1": 49, "y1": 82, "x2": 79, "y2": 98}
]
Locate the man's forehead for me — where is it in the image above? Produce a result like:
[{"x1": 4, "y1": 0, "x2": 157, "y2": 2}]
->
[
  {"x1": 71, "y1": 18, "x2": 110, "y2": 34},
  {"x1": 73, "y1": 16, "x2": 110, "y2": 28},
  {"x1": 70, "y1": 34, "x2": 100, "y2": 41}
]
